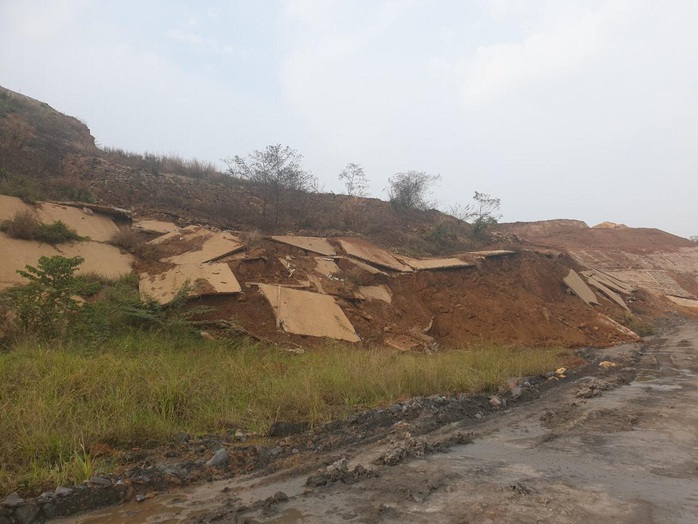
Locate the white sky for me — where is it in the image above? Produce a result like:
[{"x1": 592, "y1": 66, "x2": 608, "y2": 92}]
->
[{"x1": 1, "y1": 0, "x2": 696, "y2": 237}]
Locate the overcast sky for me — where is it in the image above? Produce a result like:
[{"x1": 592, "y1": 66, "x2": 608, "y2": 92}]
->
[{"x1": 1, "y1": 1, "x2": 696, "y2": 237}]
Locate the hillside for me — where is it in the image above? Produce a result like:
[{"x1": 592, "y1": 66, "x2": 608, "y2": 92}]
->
[
  {"x1": 1, "y1": 84, "x2": 696, "y2": 351},
  {"x1": 0, "y1": 85, "x2": 479, "y2": 256}
]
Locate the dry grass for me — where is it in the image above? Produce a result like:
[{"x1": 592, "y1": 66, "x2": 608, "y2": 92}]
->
[
  {"x1": 109, "y1": 227, "x2": 147, "y2": 250},
  {"x1": 240, "y1": 229, "x2": 263, "y2": 248},
  {"x1": 0, "y1": 333, "x2": 566, "y2": 496},
  {"x1": 0, "y1": 209, "x2": 40, "y2": 239},
  {"x1": 0, "y1": 211, "x2": 82, "y2": 244},
  {"x1": 133, "y1": 242, "x2": 164, "y2": 262}
]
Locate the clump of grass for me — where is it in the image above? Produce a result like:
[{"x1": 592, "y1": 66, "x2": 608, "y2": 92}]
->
[
  {"x1": 109, "y1": 227, "x2": 147, "y2": 250},
  {"x1": 0, "y1": 210, "x2": 82, "y2": 243},
  {"x1": 35, "y1": 220, "x2": 82, "y2": 243},
  {"x1": 0, "y1": 334, "x2": 565, "y2": 496},
  {"x1": 618, "y1": 312, "x2": 656, "y2": 337},
  {"x1": 0, "y1": 209, "x2": 40, "y2": 239},
  {"x1": 134, "y1": 242, "x2": 164, "y2": 261},
  {"x1": 241, "y1": 229, "x2": 263, "y2": 248}
]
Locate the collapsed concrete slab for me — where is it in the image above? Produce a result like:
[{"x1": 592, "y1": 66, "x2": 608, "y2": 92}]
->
[
  {"x1": 581, "y1": 270, "x2": 634, "y2": 295},
  {"x1": 466, "y1": 250, "x2": 517, "y2": 258},
  {"x1": 605, "y1": 270, "x2": 690, "y2": 298},
  {"x1": 341, "y1": 257, "x2": 387, "y2": 275},
  {"x1": 35, "y1": 202, "x2": 121, "y2": 242},
  {"x1": 337, "y1": 238, "x2": 412, "y2": 272},
  {"x1": 133, "y1": 219, "x2": 180, "y2": 235},
  {"x1": 257, "y1": 283, "x2": 360, "y2": 342},
  {"x1": 586, "y1": 276, "x2": 630, "y2": 311},
  {"x1": 148, "y1": 226, "x2": 245, "y2": 265},
  {"x1": 0, "y1": 234, "x2": 133, "y2": 290},
  {"x1": 666, "y1": 296, "x2": 698, "y2": 308},
  {"x1": 314, "y1": 257, "x2": 341, "y2": 277},
  {"x1": 271, "y1": 236, "x2": 336, "y2": 256},
  {"x1": 0, "y1": 196, "x2": 121, "y2": 242},
  {"x1": 563, "y1": 269, "x2": 599, "y2": 305},
  {"x1": 139, "y1": 263, "x2": 241, "y2": 305},
  {"x1": 396, "y1": 255, "x2": 474, "y2": 271},
  {"x1": 52, "y1": 202, "x2": 132, "y2": 220},
  {"x1": 358, "y1": 285, "x2": 392, "y2": 303}
]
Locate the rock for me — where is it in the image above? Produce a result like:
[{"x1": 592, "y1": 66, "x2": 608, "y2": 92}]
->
[
  {"x1": 89, "y1": 475, "x2": 112, "y2": 487},
  {"x1": 511, "y1": 385, "x2": 523, "y2": 400},
  {"x1": 55, "y1": 486, "x2": 73, "y2": 497},
  {"x1": 474, "y1": 412, "x2": 483, "y2": 420},
  {"x1": 14, "y1": 503, "x2": 40, "y2": 524},
  {"x1": 135, "y1": 494, "x2": 146, "y2": 503},
  {"x1": 42, "y1": 503, "x2": 57, "y2": 519},
  {"x1": 205, "y1": 447, "x2": 229, "y2": 468},
  {"x1": 1, "y1": 492, "x2": 23, "y2": 508},
  {"x1": 37, "y1": 491, "x2": 54, "y2": 502},
  {"x1": 489, "y1": 396, "x2": 502, "y2": 408},
  {"x1": 273, "y1": 491, "x2": 288, "y2": 502},
  {"x1": 327, "y1": 458, "x2": 348, "y2": 473}
]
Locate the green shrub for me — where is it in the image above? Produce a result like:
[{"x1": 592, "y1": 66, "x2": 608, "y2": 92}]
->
[
  {"x1": 2, "y1": 256, "x2": 95, "y2": 338},
  {"x1": 35, "y1": 220, "x2": 82, "y2": 243},
  {"x1": 619, "y1": 312, "x2": 656, "y2": 337}
]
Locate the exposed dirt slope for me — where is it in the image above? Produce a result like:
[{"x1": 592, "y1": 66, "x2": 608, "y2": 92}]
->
[
  {"x1": 186, "y1": 240, "x2": 638, "y2": 349},
  {"x1": 498, "y1": 219, "x2": 693, "y2": 252}
]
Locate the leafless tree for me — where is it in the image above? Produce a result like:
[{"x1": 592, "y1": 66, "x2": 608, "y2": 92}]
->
[
  {"x1": 451, "y1": 191, "x2": 502, "y2": 237},
  {"x1": 338, "y1": 163, "x2": 369, "y2": 197}
]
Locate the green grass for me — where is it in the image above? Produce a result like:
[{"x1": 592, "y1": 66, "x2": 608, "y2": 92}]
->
[
  {"x1": 0, "y1": 332, "x2": 566, "y2": 496},
  {"x1": 0, "y1": 211, "x2": 83, "y2": 244}
]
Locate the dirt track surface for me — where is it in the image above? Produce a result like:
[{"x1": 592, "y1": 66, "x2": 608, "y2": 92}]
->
[{"x1": 63, "y1": 322, "x2": 698, "y2": 524}]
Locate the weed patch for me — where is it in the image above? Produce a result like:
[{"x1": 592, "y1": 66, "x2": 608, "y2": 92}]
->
[
  {"x1": 0, "y1": 209, "x2": 39, "y2": 239},
  {"x1": 109, "y1": 227, "x2": 147, "y2": 250},
  {"x1": 618, "y1": 312, "x2": 656, "y2": 337},
  {"x1": 1, "y1": 211, "x2": 82, "y2": 243},
  {"x1": 0, "y1": 335, "x2": 564, "y2": 496}
]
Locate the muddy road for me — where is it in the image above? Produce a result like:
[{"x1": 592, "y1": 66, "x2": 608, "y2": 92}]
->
[{"x1": 64, "y1": 322, "x2": 698, "y2": 523}]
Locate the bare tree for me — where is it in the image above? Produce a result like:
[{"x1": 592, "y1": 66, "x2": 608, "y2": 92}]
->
[
  {"x1": 224, "y1": 144, "x2": 316, "y2": 225},
  {"x1": 387, "y1": 171, "x2": 441, "y2": 211},
  {"x1": 452, "y1": 191, "x2": 502, "y2": 237},
  {"x1": 338, "y1": 163, "x2": 369, "y2": 197}
]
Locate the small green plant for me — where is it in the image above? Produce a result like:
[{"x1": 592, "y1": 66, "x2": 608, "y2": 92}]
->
[
  {"x1": 425, "y1": 222, "x2": 458, "y2": 251},
  {"x1": 618, "y1": 312, "x2": 656, "y2": 337},
  {"x1": 2, "y1": 255, "x2": 96, "y2": 338}
]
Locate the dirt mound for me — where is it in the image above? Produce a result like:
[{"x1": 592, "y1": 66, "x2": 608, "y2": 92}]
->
[
  {"x1": 184, "y1": 238, "x2": 638, "y2": 349},
  {"x1": 593, "y1": 221, "x2": 628, "y2": 229},
  {"x1": 498, "y1": 220, "x2": 693, "y2": 253}
]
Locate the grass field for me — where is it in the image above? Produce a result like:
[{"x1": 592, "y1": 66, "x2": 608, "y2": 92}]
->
[{"x1": 0, "y1": 330, "x2": 566, "y2": 496}]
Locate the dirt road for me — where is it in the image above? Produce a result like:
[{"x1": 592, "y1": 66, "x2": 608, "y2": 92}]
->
[{"x1": 66, "y1": 322, "x2": 698, "y2": 523}]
